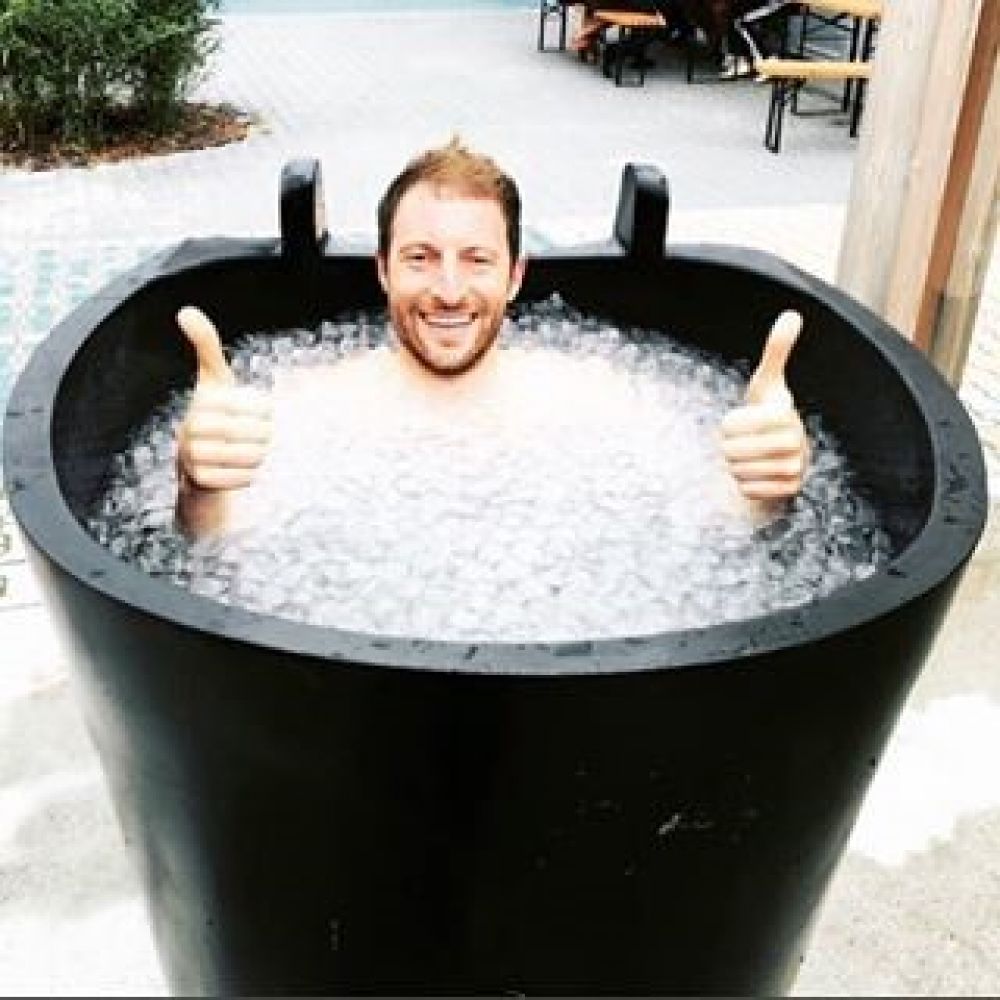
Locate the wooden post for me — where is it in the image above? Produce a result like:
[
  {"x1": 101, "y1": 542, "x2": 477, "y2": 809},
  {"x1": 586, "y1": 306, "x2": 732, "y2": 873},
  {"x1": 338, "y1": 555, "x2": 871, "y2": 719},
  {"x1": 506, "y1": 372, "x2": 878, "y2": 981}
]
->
[
  {"x1": 836, "y1": 0, "x2": 1000, "y2": 386},
  {"x1": 919, "y1": 3, "x2": 1000, "y2": 383}
]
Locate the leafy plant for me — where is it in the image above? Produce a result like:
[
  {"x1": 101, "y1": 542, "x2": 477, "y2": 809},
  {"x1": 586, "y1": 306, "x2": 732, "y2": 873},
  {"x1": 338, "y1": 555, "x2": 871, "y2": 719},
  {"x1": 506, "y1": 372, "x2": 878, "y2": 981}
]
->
[{"x1": 0, "y1": 0, "x2": 221, "y2": 151}]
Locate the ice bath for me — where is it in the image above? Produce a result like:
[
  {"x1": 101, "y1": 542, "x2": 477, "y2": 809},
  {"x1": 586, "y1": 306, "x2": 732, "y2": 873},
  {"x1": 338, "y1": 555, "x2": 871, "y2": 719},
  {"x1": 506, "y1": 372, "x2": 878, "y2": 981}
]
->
[
  {"x1": 3, "y1": 158, "x2": 987, "y2": 994},
  {"x1": 90, "y1": 296, "x2": 889, "y2": 643}
]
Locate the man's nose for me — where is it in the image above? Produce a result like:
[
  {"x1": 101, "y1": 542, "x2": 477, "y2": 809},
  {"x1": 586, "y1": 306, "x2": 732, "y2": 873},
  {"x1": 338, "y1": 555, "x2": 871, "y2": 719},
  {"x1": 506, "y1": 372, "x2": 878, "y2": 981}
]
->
[{"x1": 431, "y1": 259, "x2": 466, "y2": 304}]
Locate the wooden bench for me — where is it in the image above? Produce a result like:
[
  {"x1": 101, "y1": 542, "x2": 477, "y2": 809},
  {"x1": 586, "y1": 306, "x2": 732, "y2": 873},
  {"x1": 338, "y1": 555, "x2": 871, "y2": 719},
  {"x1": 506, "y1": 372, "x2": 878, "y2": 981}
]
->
[
  {"x1": 593, "y1": 9, "x2": 668, "y2": 86},
  {"x1": 803, "y1": 0, "x2": 882, "y2": 19},
  {"x1": 790, "y1": 0, "x2": 882, "y2": 112},
  {"x1": 592, "y1": 8, "x2": 666, "y2": 31},
  {"x1": 756, "y1": 56, "x2": 873, "y2": 151},
  {"x1": 756, "y1": 56, "x2": 873, "y2": 81}
]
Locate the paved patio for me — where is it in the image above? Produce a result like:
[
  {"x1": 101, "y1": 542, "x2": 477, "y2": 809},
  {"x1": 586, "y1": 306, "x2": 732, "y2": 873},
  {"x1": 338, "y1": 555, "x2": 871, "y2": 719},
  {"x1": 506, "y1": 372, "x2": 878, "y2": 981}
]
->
[{"x1": 1, "y1": 6, "x2": 999, "y2": 996}]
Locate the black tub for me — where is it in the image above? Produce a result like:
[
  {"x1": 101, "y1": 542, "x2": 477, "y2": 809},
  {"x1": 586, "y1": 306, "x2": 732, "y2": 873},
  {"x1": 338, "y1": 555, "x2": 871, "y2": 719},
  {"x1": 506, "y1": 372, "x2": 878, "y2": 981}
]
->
[{"x1": 3, "y1": 161, "x2": 988, "y2": 995}]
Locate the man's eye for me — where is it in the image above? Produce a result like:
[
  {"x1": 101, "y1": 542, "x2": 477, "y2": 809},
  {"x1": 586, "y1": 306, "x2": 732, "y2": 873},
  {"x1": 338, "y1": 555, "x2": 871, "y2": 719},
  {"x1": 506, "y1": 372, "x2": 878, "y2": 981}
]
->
[{"x1": 403, "y1": 252, "x2": 428, "y2": 265}]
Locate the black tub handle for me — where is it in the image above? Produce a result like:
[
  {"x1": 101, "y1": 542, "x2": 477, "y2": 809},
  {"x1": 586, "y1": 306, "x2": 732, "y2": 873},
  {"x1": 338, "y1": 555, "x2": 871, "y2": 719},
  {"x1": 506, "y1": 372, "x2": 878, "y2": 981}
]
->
[
  {"x1": 613, "y1": 163, "x2": 669, "y2": 263},
  {"x1": 280, "y1": 158, "x2": 329, "y2": 261}
]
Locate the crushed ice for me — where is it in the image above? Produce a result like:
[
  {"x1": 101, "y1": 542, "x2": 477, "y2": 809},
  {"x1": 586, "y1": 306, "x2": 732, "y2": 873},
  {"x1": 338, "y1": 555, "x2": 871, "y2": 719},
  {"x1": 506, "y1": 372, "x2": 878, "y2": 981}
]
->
[{"x1": 87, "y1": 295, "x2": 891, "y2": 643}]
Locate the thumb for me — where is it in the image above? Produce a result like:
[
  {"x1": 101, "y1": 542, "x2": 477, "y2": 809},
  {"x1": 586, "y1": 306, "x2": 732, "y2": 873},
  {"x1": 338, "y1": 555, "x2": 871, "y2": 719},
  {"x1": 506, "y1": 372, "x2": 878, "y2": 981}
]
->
[
  {"x1": 176, "y1": 306, "x2": 234, "y2": 386},
  {"x1": 746, "y1": 309, "x2": 802, "y2": 407}
]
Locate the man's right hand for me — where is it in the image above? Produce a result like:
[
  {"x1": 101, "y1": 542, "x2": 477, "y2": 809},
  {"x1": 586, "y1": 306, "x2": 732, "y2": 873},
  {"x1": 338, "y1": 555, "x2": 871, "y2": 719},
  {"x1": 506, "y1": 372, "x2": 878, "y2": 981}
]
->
[{"x1": 175, "y1": 306, "x2": 272, "y2": 533}]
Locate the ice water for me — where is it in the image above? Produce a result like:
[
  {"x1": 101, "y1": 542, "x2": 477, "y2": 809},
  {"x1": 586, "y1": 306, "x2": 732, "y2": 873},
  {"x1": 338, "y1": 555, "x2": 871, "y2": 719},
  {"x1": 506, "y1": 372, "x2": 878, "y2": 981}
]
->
[{"x1": 87, "y1": 295, "x2": 891, "y2": 643}]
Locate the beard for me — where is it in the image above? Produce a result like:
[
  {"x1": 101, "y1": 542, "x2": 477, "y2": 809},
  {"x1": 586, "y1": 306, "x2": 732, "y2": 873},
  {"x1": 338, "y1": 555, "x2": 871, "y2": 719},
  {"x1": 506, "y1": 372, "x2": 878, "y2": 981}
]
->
[{"x1": 389, "y1": 300, "x2": 506, "y2": 379}]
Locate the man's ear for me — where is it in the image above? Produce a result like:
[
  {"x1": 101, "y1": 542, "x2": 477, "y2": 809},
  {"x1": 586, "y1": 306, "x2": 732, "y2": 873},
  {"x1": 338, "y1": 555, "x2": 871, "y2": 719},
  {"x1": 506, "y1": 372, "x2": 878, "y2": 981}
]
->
[
  {"x1": 507, "y1": 256, "x2": 527, "y2": 303},
  {"x1": 376, "y1": 254, "x2": 390, "y2": 294}
]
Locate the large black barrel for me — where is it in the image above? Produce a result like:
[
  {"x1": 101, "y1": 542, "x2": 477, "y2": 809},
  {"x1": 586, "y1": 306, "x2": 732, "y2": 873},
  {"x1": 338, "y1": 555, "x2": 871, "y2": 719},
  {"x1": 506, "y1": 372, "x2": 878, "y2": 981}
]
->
[{"x1": 3, "y1": 161, "x2": 987, "y2": 995}]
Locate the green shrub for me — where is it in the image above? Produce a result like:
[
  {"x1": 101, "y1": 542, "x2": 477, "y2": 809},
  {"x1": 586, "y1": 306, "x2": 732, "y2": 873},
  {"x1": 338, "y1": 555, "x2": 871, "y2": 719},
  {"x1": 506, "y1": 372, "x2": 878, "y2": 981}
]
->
[{"x1": 0, "y1": 0, "x2": 221, "y2": 151}]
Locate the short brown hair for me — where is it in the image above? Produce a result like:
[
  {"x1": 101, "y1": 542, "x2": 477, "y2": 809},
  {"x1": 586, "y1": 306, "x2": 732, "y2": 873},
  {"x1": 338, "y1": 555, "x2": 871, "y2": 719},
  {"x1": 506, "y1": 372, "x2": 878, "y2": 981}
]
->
[{"x1": 377, "y1": 137, "x2": 521, "y2": 262}]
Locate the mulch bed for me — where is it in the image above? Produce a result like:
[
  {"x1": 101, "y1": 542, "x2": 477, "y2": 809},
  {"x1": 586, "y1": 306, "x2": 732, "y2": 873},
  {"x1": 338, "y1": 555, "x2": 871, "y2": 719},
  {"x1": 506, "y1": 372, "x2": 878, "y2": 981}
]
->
[{"x1": 1, "y1": 102, "x2": 262, "y2": 171}]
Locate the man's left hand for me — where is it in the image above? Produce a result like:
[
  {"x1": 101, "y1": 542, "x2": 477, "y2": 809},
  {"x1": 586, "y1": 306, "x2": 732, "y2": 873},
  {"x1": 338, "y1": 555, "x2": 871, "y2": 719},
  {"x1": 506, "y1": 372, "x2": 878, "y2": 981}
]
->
[{"x1": 721, "y1": 310, "x2": 809, "y2": 501}]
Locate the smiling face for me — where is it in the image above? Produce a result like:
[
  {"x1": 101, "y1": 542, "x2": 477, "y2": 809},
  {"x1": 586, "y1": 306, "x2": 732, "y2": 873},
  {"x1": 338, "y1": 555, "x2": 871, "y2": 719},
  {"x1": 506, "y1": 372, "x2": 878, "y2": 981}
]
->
[{"x1": 377, "y1": 181, "x2": 525, "y2": 378}]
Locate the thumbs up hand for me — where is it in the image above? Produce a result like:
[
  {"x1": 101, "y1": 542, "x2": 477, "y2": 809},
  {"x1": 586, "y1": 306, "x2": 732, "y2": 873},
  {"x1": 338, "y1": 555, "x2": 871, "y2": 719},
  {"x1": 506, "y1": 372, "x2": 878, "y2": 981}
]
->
[
  {"x1": 720, "y1": 310, "x2": 809, "y2": 502},
  {"x1": 175, "y1": 307, "x2": 273, "y2": 534}
]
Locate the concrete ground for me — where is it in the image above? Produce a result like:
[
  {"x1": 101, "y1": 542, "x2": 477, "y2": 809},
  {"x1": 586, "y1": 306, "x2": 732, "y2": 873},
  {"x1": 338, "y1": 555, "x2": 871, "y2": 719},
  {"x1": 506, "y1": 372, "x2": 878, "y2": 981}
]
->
[{"x1": 1, "y1": 7, "x2": 999, "y2": 996}]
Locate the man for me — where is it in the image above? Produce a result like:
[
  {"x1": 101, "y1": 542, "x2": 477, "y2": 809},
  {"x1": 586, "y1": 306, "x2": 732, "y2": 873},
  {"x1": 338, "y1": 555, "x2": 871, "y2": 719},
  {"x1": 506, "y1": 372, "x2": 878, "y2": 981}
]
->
[
  {"x1": 733, "y1": 0, "x2": 795, "y2": 64},
  {"x1": 175, "y1": 138, "x2": 808, "y2": 537},
  {"x1": 670, "y1": 0, "x2": 787, "y2": 76}
]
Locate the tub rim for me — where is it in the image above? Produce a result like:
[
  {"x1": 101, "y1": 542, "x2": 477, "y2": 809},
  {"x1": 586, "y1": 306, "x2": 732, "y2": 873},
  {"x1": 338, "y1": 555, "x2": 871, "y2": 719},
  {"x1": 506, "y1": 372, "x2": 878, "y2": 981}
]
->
[{"x1": 3, "y1": 236, "x2": 988, "y2": 676}]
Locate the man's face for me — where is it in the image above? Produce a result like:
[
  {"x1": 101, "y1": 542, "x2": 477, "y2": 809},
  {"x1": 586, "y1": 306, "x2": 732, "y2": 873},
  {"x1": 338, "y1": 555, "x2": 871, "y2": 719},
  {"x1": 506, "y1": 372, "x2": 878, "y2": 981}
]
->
[{"x1": 377, "y1": 182, "x2": 525, "y2": 378}]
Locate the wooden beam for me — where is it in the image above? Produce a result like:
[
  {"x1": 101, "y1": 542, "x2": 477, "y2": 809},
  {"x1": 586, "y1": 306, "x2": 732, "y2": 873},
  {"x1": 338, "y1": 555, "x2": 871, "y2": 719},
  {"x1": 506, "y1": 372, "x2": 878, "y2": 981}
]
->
[
  {"x1": 884, "y1": 1, "x2": 987, "y2": 339},
  {"x1": 918, "y1": 1, "x2": 1000, "y2": 384},
  {"x1": 835, "y1": 0, "x2": 986, "y2": 351}
]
